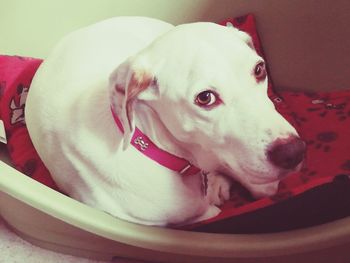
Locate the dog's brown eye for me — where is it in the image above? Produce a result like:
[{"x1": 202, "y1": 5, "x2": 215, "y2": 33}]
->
[
  {"x1": 254, "y1": 61, "x2": 267, "y2": 82},
  {"x1": 195, "y1": 90, "x2": 218, "y2": 107}
]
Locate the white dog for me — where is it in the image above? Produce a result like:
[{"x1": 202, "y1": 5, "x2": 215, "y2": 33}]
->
[{"x1": 25, "y1": 17, "x2": 305, "y2": 226}]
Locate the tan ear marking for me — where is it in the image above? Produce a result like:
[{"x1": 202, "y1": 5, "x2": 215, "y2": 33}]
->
[
  {"x1": 126, "y1": 71, "x2": 153, "y2": 100},
  {"x1": 125, "y1": 71, "x2": 153, "y2": 131}
]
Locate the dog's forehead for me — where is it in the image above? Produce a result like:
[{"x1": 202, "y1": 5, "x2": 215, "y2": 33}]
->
[
  {"x1": 148, "y1": 22, "x2": 247, "y2": 58},
  {"x1": 153, "y1": 24, "x2": 255, "y2": 69},
  {"x1": 143, "y1": 22, "x2": 262, "y2": 99},
  {"x1": 162, "y1": 22, "x2": 249, "y2": 51}
]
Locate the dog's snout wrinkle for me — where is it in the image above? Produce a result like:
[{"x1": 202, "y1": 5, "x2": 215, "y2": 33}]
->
[{"x1": 267, "y1": 136, "x2": 306, "y2": 170}]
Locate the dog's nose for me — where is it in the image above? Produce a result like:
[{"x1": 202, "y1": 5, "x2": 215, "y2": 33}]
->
[{"x1": 267, "y1": 136, "x2": 306, "y2": 170}]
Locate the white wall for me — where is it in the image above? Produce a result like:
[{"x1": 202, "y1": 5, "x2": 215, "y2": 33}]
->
[{"x1": 0, "y1": 0, "x2": 215, "y2": 58}]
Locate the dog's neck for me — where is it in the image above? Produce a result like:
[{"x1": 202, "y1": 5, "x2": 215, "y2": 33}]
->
[{"x1": 133, "y1": 102, "x2": 196, "y2": 164}]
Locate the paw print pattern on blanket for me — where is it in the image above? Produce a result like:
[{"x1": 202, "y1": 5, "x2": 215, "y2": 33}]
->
[
  {"x1": 299, "y1": 167, "x2": 319, "y2": 183},
  {"x1": 341, "y1": 160, "x2": 350, "y2": 171},
  {"x1": 21, "y1": 159, "x2": 38, "y2": 177},
  {"x1": 307, "y1": 131, "x2": 338, "y2": 153},
  {"x1": 276, "y1": 91, "x2": 350, "y2": 192},
  {"x1": 307, "y1": 98, "x2": 348, "y2": 119}
]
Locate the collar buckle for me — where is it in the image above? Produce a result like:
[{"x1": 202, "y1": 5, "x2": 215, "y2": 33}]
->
[{"x1": 179, "y1": 163, "x2": 192, "y2": 175}]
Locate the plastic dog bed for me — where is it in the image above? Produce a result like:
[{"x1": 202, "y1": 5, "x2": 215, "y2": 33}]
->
[{"x1": 1, "y1": 14, "x2": 350, "y2": 262}]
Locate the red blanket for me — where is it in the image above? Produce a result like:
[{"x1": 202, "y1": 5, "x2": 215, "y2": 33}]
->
[
  {"x1": 0, "y1": 55, "x2": 59, "y2": 190},
  {"x1": 1, "y1": 15, "x2": 349, "y2": 232}
]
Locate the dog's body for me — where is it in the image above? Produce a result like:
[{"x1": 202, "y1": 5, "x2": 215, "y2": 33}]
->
[{"x1": 25, "y1": 17, "x2": 304, "y2": 226}]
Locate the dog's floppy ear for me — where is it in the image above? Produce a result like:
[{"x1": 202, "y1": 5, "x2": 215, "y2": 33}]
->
[
  {"x1": 226, "y1": 22, "x2": 255, "y2": 50},
  {"x1": 109, "y1": 58, "x2": 159, "y2": 150}
]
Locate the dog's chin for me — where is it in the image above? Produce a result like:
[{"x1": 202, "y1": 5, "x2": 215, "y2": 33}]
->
[
  {"x1": 218, "y1": 163, "x2": 299, "y2": 199},
  {"x1": 246, "y1": 169, "x2": 297, "y2": 198},
  {"x1": 247, "y1": 181, "x2": 280, "y2": 199},
  {"x1": 217, "y1": 170, "x2": 281, "y2": 199}
]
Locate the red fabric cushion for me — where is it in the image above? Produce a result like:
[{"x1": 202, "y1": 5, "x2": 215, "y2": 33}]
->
[
  {"x1": 0, "y1": 55, "x2": 59, "y2": 190},
  {"x1": 1, "y1": 15, "x2": 349, "y2": 232}
]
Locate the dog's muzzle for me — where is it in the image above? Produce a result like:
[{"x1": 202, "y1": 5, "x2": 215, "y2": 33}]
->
[{"x1": 267, "y1": 136, "x2": 306, "y2": 170}]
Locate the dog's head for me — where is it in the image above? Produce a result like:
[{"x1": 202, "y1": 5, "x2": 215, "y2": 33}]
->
[{"x1": 110, "y1": 22, "x2": 305, "y2": 198}]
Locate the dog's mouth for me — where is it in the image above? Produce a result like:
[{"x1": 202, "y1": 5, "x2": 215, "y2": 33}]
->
[
  {"x1": 218, "y1": 160, "x2": 300, "y2": 186},
  {"x1": 215, "y1": 159, "x2": 305, "y2": 198}
]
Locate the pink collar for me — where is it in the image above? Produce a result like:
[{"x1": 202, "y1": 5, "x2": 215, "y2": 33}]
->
[{"x1": 111, "y1": 108, "x2": 201, "y2": 176}]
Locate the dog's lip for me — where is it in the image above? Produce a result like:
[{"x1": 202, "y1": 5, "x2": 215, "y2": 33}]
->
[
  {"x1": 248, "y1": 177, "x2": 281, "y2": 185},
  {"x1": 217, "y1": 164, "x2": 291, "y2": 185},
  {"x1": 255, "y1": 169, "x2": 294, "y2": 182},
  {"x1": 219, "y1": 170, "x2": 281, "y2": 186}
]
